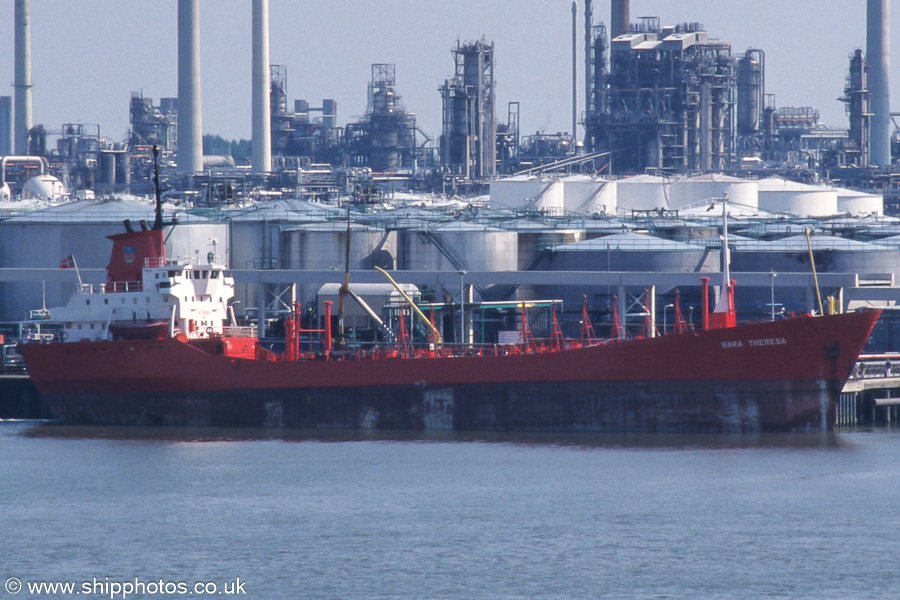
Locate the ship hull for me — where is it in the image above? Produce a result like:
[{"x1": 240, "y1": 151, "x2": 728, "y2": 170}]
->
[
  {"x1": 20, "y1": 311, "x2": 880, "y2": 433},
  {"x1": 42, "y1": 379, "x2": 839, "y2": 433}
]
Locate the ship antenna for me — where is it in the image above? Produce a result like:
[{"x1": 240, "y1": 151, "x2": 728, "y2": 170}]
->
[{"x1": 152, "y1": 144, "x2": 164, "y2": 231}]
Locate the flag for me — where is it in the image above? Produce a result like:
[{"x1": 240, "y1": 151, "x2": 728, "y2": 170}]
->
[{"x1": 59, "y1": 254, "x2": 76, "y2": 270}]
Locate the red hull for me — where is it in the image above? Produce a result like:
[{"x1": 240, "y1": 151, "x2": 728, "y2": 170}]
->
[{"x1": 19, "y1": 311, "x2": 880, "y2": 433}]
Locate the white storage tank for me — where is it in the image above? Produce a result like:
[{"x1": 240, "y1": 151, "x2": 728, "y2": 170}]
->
[
  {"x1": 536, "y1": 231, "x2": 718, "y2": 307},
  {"x1": 399, "y1": 222, "x2": 517, "y2": 301},
  {"x1": 502, "y1": 219, "x2": 586, "y2": 269},
  {"x1": 280, "y1": 223, "x2": 396, "y2": 271},
  {"x1": 23, "y1": 174, "x2": 66, "y2": 202},
  {"x1": 561, "y1": 175, "x2": 617, "y2": 215},
  {"x1": 279, "y1": 222, "x2": 397, "y2": 305},
  {"x1": 668, "y1": 174, "x2": 758, "y2": 210},
  {"x1": 757, "y1": 178, "x2": 838, "y2": 217},
  {"x1": 835, "y1": 188, "x2": 883, "y2": 216},
  {"x1": 615, "y1": 174, "x2": 669, "y2": 211},
  {"x1": 489, "y1": 175, "x2": 565, "y2": 215},
  {"x1": 399, "y1": 222, "x2": 517, "y2": 272}
]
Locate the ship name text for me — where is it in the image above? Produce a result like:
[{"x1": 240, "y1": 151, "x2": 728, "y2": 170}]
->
[{"x1": 721, "y1": 337, "x2": 788, "y2": 349}]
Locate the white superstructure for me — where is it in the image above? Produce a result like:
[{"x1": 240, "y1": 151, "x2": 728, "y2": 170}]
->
[{"x1": 52, "y1": 257, "x2": 235, "y2": 342}]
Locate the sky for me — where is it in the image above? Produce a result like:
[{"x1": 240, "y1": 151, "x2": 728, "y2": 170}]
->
[{"x1": 0, "y1": 1, "x2": 897, "y2": 144}]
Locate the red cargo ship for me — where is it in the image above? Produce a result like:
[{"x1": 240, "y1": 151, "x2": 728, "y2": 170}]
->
[{"x1": 16, "y1": 218, "x2": 880, "y2": 433}]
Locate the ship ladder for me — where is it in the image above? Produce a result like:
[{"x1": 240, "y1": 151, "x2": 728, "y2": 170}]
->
[
  {"x1": 673, "y1": 289, "x2": 692, "y2": 334},
  {"x1": 396, "y1": 306, "x2": 414, "y2": 359},
  {"x1": 550, "y1": 303, "x2": 566, "y2": 352},
  {"x1": 580, "y1": 294, "x2": 598, "y2": 346}
]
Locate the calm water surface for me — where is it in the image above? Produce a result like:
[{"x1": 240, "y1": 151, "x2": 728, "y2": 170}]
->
[{"x1": 1, "y1": 422, "x2": 899, "y2": 599}]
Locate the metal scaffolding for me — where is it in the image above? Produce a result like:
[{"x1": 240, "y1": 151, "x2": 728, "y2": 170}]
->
[
  {"x1": 841, "y1": 49, "x2": 872, "y2": 168},
  {"x1": 439, "y1": 38, "x2": 496, "y2": 180},
  {"x1": 345, "y1": 64, "x2": 418, "y2": 173},
  {"x1": 585, "y1": 22, "x2": 735, "y2": 173}
]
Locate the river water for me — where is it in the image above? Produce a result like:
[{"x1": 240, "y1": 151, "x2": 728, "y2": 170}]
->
[{"x1": 1, "y1": 421, "x2": 899, "y2": 599}]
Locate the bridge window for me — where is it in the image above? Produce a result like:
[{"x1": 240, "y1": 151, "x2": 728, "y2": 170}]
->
[{"x1": 211, "y1": 272, "x2": 220, "y2": 279}]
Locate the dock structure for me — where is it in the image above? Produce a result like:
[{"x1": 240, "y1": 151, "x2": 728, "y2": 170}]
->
[{"x1": 838, "y1": 355, "x2": 900, "y2": 426}]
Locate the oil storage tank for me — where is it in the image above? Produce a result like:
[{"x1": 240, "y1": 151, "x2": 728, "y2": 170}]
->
[
  {"x1": 502, "y1": 219, "x2": 586, "y2": 270},
  {"x1": 668, "y1": 174, "x2": 758, "y2": 210},
  {"x1": 561, "y1": 175, "x2": 617, "y2": 215},
  {"x1": 280, "y1": 222, "x2": 397, "y2": 302},
  {"x1": 835, "y1": 188, "x2": 883, "y2": 216},
  {"x1": 499, "y1": 218, "x2": 586, "y2": 299},
  {"x1": 538, "y1": 231, "x2": 718, "y2": 306},
  {"x1": 731, "y1": 233, "x2": 900, "y2": 276},
  {"x1": 398, "y1": 221, "x2": 517, "y2": 300},
  {"x1": 757, "y1": 178, "x2": 838, "y2": 217},
  {"x1": 489, "y1": 175, "x2": 564, "y2": 215},
  {"x1": 546, "y1": 231, "x2": 718, "y2": 272},
  {"x1": 615, "y1": 174, "x2": 670, "y2": 212},
  {"x1": 728, "y1": 233, "x2": 900, "y2": 313},
  {"x1": 280, "y1": 223, "x2": 396, "y2": 271},
  {"x1": 224, "y1": 199, "x2": 339, "y2": 316}
]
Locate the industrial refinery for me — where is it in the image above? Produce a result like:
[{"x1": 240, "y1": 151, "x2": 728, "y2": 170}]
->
[{"x1": 1, "y1": 0, "x2": 900, "y2": 354}]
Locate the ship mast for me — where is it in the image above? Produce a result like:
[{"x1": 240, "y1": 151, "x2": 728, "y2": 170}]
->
[
  {"x1": 337, "y1": 201, "x2": 351, "y2": 345},
  {"x1": 709, "y1": 193, "x2": 735, "y2": 329},
  {"x1": 152, "y1": 145, "x2": 164, "y2": 231},
  {"x1": 721, "y1": 193, "x2": 730, "y2": 293}
]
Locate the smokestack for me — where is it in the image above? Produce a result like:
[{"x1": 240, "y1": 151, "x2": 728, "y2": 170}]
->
[
  {"x1": 252, "y1": 0, "x2": 272, "y2": 173},
  {"x1": 585, "y1": 0, "x2": 593, "y2": 128},
  {"x1": 611, "y1": 0, "x2": 629, "y2": 39},
  {"x1": 867, "y1": 0, "x2": 891, "y2": 167},
  {"x1": 572, "y1": 1, "x2": 578, "y2": 144},
  {"x1": 14, "y1": 0, "x2": 32, "y2": 155},
  {"x1": 177, "y1": 0, "x2": 203, "y2": 174}
]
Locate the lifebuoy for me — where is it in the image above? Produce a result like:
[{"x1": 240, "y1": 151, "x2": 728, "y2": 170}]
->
[{"x1": 206, "y1": 327, "x2": 214, "y2": 335}]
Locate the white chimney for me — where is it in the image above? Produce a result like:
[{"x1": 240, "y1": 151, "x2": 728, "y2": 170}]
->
[
  {"x1": 252, "y1": 0, "x2": 272, "y2": 173},
  {"x1": 867, "y1": 0, "x2": 891, "y2": 166},
  {"x1": 14, "y1": 0, "x2": 32, "y2": 155},
  {"x1": 177, "y1": 0, "x2": 203, "y2": 174}
]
